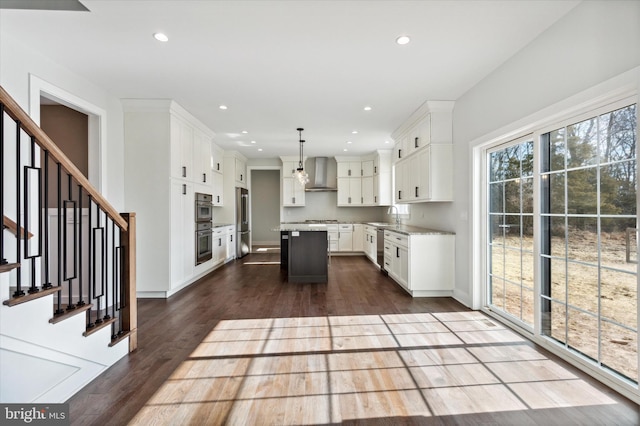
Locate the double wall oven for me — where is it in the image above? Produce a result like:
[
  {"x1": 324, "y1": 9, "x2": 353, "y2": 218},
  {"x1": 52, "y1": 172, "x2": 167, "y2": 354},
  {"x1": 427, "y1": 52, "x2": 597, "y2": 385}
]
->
[{"x1": 195, "y1": 192, "x2": 213, "y2": 265}]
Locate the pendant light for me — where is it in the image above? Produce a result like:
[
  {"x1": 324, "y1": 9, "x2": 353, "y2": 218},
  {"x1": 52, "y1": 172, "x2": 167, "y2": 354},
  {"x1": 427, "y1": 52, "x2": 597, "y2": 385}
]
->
[{"x1": 293, "y1": 127, "x2": 309, "y2": 186}]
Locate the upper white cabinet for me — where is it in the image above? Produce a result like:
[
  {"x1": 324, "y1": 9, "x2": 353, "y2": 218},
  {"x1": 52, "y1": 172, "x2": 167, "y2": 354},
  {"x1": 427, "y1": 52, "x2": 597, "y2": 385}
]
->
[
  {"x1": 335, "y1": 151, "x2": 391, "y2": 207},
  {"x1": 224, "y1": 151, "x2": 247, "y2": 189},
  {"x1": 392, "y1": 100, "x2": 454, "y2": 203},
  {"x1": 211, "y1": 144, "x2": 224, "y2": 206},
  {"x1": 281, "y1": 156, "x2": 306, "y2": 207}
]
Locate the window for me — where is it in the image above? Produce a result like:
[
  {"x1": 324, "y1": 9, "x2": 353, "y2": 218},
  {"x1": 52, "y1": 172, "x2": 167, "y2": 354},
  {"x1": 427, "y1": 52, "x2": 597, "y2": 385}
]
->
[{"x1": 487, "y1": 138, "x2": 535, "y2": 328}]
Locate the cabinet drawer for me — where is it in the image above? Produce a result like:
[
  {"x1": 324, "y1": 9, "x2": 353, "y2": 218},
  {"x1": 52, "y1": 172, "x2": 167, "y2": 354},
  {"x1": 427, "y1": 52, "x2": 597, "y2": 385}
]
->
[
  {"x1": 385, "y1": 231, "x2": 408, "y2": 248},
  {"x1": 338, "y1": 224, "x2": 353, "y2": 231},
  {"x1": 383, "y1": 243, "x2": 392, "y2": 256}
]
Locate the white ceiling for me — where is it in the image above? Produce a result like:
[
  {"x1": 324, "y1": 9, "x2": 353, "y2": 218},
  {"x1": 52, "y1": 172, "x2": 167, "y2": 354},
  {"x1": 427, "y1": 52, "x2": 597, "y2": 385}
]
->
[{"x1": 0, "y1": 0, "x2": 580, "y2": 159}]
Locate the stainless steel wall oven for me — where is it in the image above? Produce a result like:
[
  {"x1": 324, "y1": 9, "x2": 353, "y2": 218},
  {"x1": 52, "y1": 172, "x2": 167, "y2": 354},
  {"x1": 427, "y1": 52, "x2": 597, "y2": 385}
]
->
[
  {"x1": 195, "y1": 222, "x2": 213, "y2": 265},
  {"x1": 195, "y1": 192, "x2": 213, "y2": 223}
]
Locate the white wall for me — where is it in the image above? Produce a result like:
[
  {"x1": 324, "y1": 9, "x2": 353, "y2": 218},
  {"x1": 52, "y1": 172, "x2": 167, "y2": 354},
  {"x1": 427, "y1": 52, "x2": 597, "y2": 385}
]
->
[
  {"x1": 411, "y1": 0, "x2": 640, "y2": 307},
  {"x1": 0, "y1": 32, "x2": 126, "y2": 209}
]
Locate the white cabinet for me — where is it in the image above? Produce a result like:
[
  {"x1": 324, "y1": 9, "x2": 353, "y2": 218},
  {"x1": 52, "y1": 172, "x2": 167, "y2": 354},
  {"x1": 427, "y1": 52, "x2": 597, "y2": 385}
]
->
[
  {"x1": 226, "y1": 225, "x2": 236, "y2": 261},
  {"x1": 224, "y1": 151, "x2": 248, "y2": 190},
  {"x1": 281, "y1": 158, "x2": 306, "y2": 207},
  {"x1": 363, "y1": 225, "x2": 377, "y2": 262},
  {"x1": 211, "y1": 144, "x2": 224, "y2": 206},
  {"x1": 394, "y1": 144, "x2": 452, "y2": 203},
  {"x1": 384, "y1": 229, "x2": 455, "y2": 297},
  {"x1": 337, "y1": 177, "x2": 362, "y2": 206},
  {"x1": 336, "y1": 152, "x2": 391, "y2": 206},
  {"x1": 391, "y1": 101, "x2": 454, "y2": 204},
  {"x1": 193, "y1": 129, "x2": 212, "y2": 186},
  {"x1": 361, "y1": 160, "x2": 374, "y2": 177},
  {"x1": 170, "y1": 180, "x2": 194, "y2": 290},
  {"x1": 212, "y1": 226, "x2": 227, "y2": 265},
  {"x1": 337, "y1": 162, "x2": 362, "y2": 178},
  {"x1": 170, "y1": 115, "x2": 194, "y2": 180},
  {"x1": 352, "y1": 224, "x2": 364, "y2": 252},
  {"x1": 338, "y1": 224, "x2": 353, "y2": 252},
  {"x1": 283, "y1": 177, "x2": 306, "y2": 206},
  {"x1": 235, "y1": 158, "x2": 247, "y2": 186}
]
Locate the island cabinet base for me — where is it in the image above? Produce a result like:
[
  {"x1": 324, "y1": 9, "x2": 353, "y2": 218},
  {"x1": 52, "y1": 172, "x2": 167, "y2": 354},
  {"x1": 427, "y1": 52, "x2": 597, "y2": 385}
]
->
[{"x1": 283, "y1": 230, "x2": 328, "y2": 283}]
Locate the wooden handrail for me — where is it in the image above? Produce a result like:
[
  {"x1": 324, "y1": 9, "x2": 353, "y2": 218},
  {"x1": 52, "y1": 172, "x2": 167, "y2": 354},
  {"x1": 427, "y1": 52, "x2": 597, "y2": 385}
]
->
[
  {"x1": 0, "y1": 85, "x2": 127, "y2": 231},
  {"x1": 3, "y1": 215, "x2": 33, "y2": 240}
]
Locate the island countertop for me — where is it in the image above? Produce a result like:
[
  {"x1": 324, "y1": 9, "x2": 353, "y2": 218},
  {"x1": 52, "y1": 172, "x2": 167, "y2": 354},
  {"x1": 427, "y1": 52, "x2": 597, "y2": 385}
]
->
[{"x1": 275, "y1": 222, "x2": 453, "y2": 236}]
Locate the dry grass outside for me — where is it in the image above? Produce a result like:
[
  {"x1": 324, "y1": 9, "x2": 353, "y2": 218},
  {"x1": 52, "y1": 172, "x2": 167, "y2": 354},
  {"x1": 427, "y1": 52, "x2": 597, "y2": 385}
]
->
[{"x1": 490, "y1": 230, "x2": 638, "y2": 381}]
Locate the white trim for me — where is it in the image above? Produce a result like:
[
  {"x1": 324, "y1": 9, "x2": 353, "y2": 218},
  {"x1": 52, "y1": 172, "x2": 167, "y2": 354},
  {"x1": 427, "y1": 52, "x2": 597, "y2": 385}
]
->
[{"x1": 28, "y1": 74, "x2": 107, "y2": 196}]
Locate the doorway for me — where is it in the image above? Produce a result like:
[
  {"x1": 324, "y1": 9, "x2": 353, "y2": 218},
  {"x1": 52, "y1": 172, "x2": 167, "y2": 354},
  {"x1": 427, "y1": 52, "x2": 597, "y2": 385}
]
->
[{"x1": 250, "y1": 169, "x2": 281, "y2": 252}]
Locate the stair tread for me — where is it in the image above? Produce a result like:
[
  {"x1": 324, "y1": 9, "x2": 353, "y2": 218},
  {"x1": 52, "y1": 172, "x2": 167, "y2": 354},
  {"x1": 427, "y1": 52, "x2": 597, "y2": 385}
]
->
[
  {"x1": 0, "y1": 262, "x2": 20, "y2": 273},
  {"x1": 84, "y1": 317, "x2": 118, "y2": 337},
  {"x1": 49, "y1": 303, "x2": 93, "y2": 324},
  {"x1": 3, "y1": 285, "x2": 61, "y2": 306}
]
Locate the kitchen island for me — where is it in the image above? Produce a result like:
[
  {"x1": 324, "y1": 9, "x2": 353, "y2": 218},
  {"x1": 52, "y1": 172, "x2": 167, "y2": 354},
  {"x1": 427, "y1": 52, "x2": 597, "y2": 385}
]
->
[{"x1": 276, "y1": 225, "x2": 328, "y2": 283}]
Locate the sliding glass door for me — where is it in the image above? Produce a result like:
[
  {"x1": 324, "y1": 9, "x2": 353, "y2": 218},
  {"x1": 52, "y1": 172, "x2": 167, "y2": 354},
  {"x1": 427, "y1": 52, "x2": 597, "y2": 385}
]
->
[
  {"x1": 486, "y1": 101, "x2": 638, "y2": 384},
  {"x1": 540, "y1": 103, "x2": 638, "y2": 382}
]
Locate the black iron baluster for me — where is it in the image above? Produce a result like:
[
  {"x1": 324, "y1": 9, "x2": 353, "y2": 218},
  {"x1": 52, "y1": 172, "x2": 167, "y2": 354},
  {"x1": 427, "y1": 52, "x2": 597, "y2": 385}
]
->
[
  {"x1": 42, "y1": 151, "x2": 52, "y2": 289},
  {"x1": 0, "y1": 103, "x2": 6, "y2": 265},
  {"x1": 86, "y1": 197, "x2": 94, "y2": 329},
  {"x1": 94, "y1": 208, "x2": 103, "y2": 325},
  {"x1": 103, "y1": 215, "x2": 111, "y2": 322},
  {"x1": 76, "y1": 184, "x2": 85, "y2": 306},
  {"x1": 13, "y1": 120, "x2": 24, "y2": 297},
  {"x1": 64, "y1": 174, "x2": 76, "y2": 311},
  {"x1": 25, "y1": 136, "x2": 41, "y2": 294},
  {"x1": 54, "y1": 162, "x2": 64, "y2": 315},
  {"x1": 117, "y1": 226, "x2": 125, "y2": 338}
]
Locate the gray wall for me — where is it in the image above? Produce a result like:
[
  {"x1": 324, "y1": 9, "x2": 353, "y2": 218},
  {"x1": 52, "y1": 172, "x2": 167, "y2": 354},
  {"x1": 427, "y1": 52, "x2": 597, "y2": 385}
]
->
[
  {"x1": 391, "y1": 0, "x2": 640, "y2": 307},
  {"x1": 251, "y1": 169, "x2": 281, "y2": 244}
]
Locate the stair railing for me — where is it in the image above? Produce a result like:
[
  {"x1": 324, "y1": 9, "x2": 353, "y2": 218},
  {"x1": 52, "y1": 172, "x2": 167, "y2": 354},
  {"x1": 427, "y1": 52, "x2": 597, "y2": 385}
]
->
[{"x1": 0, "y1": 86, "x2": 137, "y2": 352}]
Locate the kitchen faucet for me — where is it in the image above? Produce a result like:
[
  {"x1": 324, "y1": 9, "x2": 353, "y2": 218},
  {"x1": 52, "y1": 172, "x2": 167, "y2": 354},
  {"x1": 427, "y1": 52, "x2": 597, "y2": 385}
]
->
[{"x1": 388, "y1": 205, "x2": 400, "y2": 226}]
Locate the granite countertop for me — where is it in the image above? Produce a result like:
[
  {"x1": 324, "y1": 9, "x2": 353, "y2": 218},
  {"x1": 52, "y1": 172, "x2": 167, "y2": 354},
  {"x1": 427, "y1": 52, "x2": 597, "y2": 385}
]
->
[
  {"x1": 276, "y1": 221, "x2": 453, "y2": 236},
  {"x1": 273, "y1": 224, "x2": 329, "y2": 232},
  {"x1": 375, "y1": 224, "x2": 455, "y2": 236}
]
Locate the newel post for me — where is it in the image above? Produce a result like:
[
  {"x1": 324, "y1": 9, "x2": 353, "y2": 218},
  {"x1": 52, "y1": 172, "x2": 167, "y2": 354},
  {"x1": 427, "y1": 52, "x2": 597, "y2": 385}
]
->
[{"x1": 121, "y1": 212, "x2": 137, "y2": 352}]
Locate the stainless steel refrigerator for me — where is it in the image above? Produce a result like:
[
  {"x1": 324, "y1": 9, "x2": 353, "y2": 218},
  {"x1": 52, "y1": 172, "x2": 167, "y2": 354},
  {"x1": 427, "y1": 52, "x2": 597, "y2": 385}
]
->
[{"x1": 235, "y1": 187, "x2": 250, "y2": 258}]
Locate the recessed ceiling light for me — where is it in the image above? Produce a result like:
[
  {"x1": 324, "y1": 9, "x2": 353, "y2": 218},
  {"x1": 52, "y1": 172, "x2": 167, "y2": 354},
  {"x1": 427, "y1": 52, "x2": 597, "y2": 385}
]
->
[
  {"x1": 153, "y1": 33, "x2": 169, "y2": 42},
  {"x1": 396, "y1": 35, "x2": 410, "y2": 45},
  {"x1": 346, "y1": 141, "x2": 352, "y2": 144},
  {"x1": 258, "y1": 148, "x2": 263, "y2": 152},
  {"x1": 364, "y1": 106, "x2": 372, "y2": 111},
  {"x1": 251, "y1": 140, "x2": 256, "y2": 144},
  {"x1": 352, "y1": 130, "x2": 358, "y2": 134},
  {"x1": 385, "y1": 140, "x2": 390, "y2": 144},
  {"x1": 343, "y1": 148, "x2": 348, "y2": 152},
  {"x1": 219, "y1": 105, "x2": 228, "y2": 110}
]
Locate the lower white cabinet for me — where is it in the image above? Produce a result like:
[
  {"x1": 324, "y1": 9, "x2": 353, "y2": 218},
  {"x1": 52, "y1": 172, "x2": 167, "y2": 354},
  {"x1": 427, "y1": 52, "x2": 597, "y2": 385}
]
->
[
  {"x1": 352, "y1": 224, "x2": 364, "y2": 252},
  {"x1": 384, "y1": 229, "x2": 454, "y2": 297},
  {"x1": 364, "y1": 225, "x2": 377, "y2": 263},
  {"x1": 226, "y1": 226, "x2": 236, "y2": 261},
  {"x1": 338, "y1": 224, "x2": 353, "y2": 252}
]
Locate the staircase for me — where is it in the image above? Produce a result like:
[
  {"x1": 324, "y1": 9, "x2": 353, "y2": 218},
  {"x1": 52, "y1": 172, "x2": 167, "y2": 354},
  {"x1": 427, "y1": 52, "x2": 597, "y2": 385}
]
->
[{"x1": 0, "y1": 86, "x2": 137, "y2": 403}]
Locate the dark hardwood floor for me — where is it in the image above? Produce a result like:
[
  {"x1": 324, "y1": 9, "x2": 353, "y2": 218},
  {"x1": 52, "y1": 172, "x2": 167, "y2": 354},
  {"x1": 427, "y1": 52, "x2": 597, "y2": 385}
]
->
[{"x1": 67, "y1": 253, "x2": 640, "y2": 425}]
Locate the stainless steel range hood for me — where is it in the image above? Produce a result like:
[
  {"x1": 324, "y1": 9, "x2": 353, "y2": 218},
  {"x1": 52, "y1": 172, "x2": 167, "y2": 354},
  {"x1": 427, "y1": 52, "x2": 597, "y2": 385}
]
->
[{"x1": 305, "y1": 157, "x2": 337, "y2": 192}]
